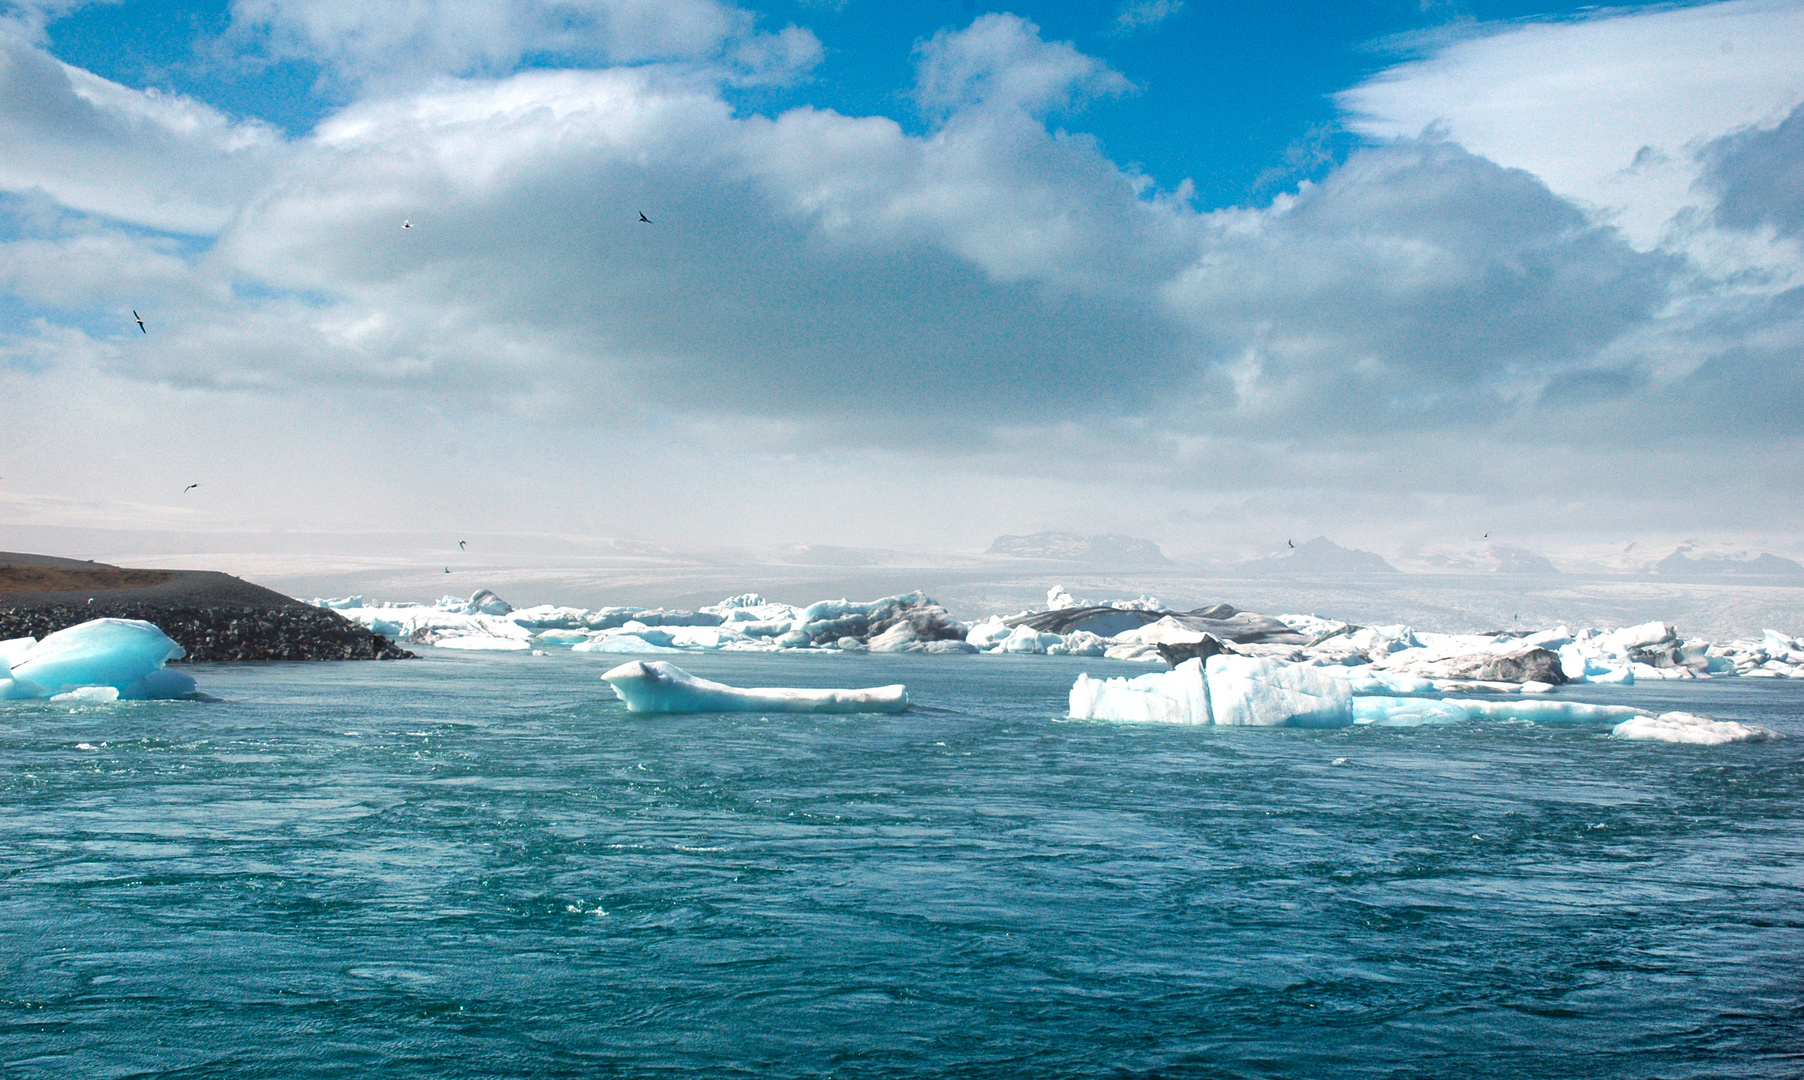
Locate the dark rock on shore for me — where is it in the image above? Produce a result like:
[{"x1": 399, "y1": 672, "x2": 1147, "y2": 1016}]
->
[{"x1": 0, "y1": 552, "x2": 413, "y2": 661}]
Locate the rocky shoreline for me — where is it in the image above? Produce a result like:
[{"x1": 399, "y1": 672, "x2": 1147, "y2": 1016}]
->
[
  {"x1": 0, "y1": 602, "x2": 412, "y2": 662},
  {"x1": 0, "y1": 553, "x2": 413, "y2": 662}
]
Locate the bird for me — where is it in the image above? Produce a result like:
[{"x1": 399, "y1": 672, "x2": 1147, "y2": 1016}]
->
[
  {"x1": 444, "y1": 567, "x2": 451, "y2": 574},
  {"x1": 1287, "y1": 539, "x2": 1295, "y2": 548},
  {"x1": 1483, "y1": 532, "x2": 1490, "y2": 538},
  {"x1": 402, "y1": 219, "x2": 412, "y2": 229},
  {"x1": 638, "y1": 212, "x2": 651, "y2": 224},
  {"x1": 133, "y1": 310, "x2": 146, "y2": 334},
  {"x1": 458, "y1": 540, "x2": 466, "y2": 551},
  {"x1": 183, "y1": 483, "x2": 199, "y2": 493}
]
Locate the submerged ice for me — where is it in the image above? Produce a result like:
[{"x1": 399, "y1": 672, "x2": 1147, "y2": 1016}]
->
[
  {"x1": 601, "y1": 660, "x2": 908, "y2": 714},
  {"x1": 0, "y1": 619, "x2": 195, "y2": 701}
]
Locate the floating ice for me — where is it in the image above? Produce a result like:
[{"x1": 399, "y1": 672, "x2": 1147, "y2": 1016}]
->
[
  {"x1": 0, "y1": 619, "x2": 195, "y2": 701},
  {"x1": 600, "y1": 660, "x2": 907, "y2": 714},
  {"x1": 1612, "y1": 712, "x2": 1777, "y2": 744}
]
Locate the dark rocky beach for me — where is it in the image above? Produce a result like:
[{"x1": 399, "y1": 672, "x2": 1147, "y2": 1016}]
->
[{"x1": 0, "y1": 552, "x2": 412, "y2": 661}]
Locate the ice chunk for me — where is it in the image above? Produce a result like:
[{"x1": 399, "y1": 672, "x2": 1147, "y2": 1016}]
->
[
  {"x1": 999, "y1": 626, "x2": 1064, "y2": 654},
  {"x1": 1, "y1": 619, "x2": 193, "y2": 700},
  {"x1": 600, "y1": 660, "x2": 907, "y2": 714},
  {"x1": 1612, "y1": 711, "x2": 1777, "y2": 744},
  {"x1": 1352, "y1": 697, "x2": 1474, "y2": 726},
  {"x1": 10, "y1": 619, "x2": 185, "y2": 694},
  {"x1": 966, "y1": 617, "x2": 1013, "y2": 650},
  {"x1": 1069, "y1": 659, "x2": 1210, "y2": 724},
  {"x1": 1204, "y1": 655, "x2": 1354, "y2": 727}
]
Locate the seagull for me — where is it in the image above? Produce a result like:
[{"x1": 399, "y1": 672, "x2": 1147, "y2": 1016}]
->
[
  {"x1": 133, "y1": 310, "x2": 146, "y2": 334},
  {"x1": 638, "y1": 212, "x2": 651, "y2": 224},
  {"x1": 403, "y1": 219, "x2": 412, "y2": 229},
  {"x1": 458, "y1": 540, "x2": 466, "y2": 551},
  {"x1": 183, "y1": 483, "x2": 199, "y2": 493},
  {"x1": 1483, "y1": 532, "x2": 1490, "y2": 538},
  {"x1": 1287, "y1": 539, "x2": 1295, "y2": 548},
  {"x1": 444, "y1": 567, "x2": 451, "y2": 574}
]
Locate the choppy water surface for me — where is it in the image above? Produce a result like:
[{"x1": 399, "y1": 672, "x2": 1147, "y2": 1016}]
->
[{"x1": 3, "y1": 651, "x2": 1802, "y2": 1078}]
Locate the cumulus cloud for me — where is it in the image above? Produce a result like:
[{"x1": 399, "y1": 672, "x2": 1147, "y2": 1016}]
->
[
  {"x1": 1703, "y1": 101, "x2": 1804, "y2": 239},
  {"x1": 222, "y1": 0, "x2": 817, "y2": 90},
  {"x1": 914, "y1": 13, "x2": 1131, "y2": 118},
  {"x1": 0, "y1": 7, "x2": 1801, "y2": 556},
  {"x1": 1338, "y1": 0, "x2": 1804, "y2": 251},
  {"x1": 0, "y1": 30, "x2": 284, "y2": 232},
  {"x1": 1167, "y1": 141, "x2": 1675, "y2": 434}
]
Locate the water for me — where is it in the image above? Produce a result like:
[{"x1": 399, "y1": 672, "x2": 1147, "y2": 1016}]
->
[{"x1": 3, "y1": 651, "x2": 1802, "y2": 1078}]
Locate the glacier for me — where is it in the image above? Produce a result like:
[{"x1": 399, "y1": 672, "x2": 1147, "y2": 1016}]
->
[
  {"x1": 0, "y1": 619, "x2": 196, "y2": 701},
  {"x1": 601, "y1": 660, "x2": 908, "y2": 714}
]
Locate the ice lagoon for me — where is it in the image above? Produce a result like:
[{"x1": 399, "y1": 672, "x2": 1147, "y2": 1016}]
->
[{"x1": 2, "y1": 647, "x2": 1800, "y2": 1078}]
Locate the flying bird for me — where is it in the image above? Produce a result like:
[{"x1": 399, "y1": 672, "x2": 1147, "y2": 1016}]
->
[
  {"x1": 444, "y1": 567, "x2": 451, "y2": 574},
  {"x1": 458, "y1": 540, "x2": 466, "y2": 551},
  {"x1": 1483, "y1": 532, "x2": 1490, "y2": 538},
  {"x1": 403, "y1": 219, "x2": 412, "y2": 229},
  {"x1": 133, "y1": 310, "x2": 146, "y2": 334},
  {"x1": 183, "y1": 483, "x2": 199, "y2": 493},
  {"x1": 1287, "y1": 539, "x2": 1295, "y2": 548},
  {"x1": 638, "y1": 212, "x2": 651, "y2": 224}
]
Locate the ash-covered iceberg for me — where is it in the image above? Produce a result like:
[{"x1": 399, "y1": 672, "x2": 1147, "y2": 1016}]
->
[
  {"x1": 0, "y1": 619, "x2": 196, "y2": 701},
  {"x1": 601, "y1": 660, "x2": 908, "y2": 714}
]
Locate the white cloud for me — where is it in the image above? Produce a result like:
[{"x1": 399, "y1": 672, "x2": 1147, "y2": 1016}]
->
[
  {"x1": 1112, "y1": 0, "x2": 1185, "y2": 36},
  {"x1": 223, "y1": 0, "x2": 818, "y2": 90},
  {"x1": 0, "y1": 9, "x2": 1800, "y2": 558},
  {"x1": 914, "y1": 13, "x2": 1132, "y2": 118},
  {"x1": 0, "y1": 30, "x2": 284, "y2": 232},
  {"x1": 1338, "y1": 0, "x2": 1804, "y2": 252}
]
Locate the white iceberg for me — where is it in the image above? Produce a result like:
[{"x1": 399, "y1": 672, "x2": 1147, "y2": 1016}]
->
[
  {"x1": 1069, "y1": 655, "x2": 1353, "y2": 727},
  {"x1": 1612, "y1": 712, "x2": 1777, "y2": 744},
  {"x1": 1068, "y1": 659, "x2": 1212, "y2": 725},
  {"x1": 601, "y1": 660, "x2": 907, "y2": 714},
  {"x1": 0, "y1": 619, "x2": 196, "y2": 700}
]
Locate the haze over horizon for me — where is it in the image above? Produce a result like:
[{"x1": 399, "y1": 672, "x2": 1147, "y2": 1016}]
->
[{"x1": 2, "y1": 0, "x2": 1802, "y2": 570}]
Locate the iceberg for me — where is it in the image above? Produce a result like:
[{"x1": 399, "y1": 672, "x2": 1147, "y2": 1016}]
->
[
  {"x1": 1069, "y1": 655, "x2": 1353, "y2": 727},
  {"x1": 1612, "y1": 712, "x2": 1777, "y2": 744},
  {"x1": 601, "y1": 660, "x2": 908, "y2": 714},
  {"x1": 0, "y1": 619, "x2": 196, "y2": 701}
]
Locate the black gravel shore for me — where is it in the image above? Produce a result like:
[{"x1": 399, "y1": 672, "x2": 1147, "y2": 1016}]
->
[{"x1": 0, "y1": 553, "x2": 413, "y2": 662}]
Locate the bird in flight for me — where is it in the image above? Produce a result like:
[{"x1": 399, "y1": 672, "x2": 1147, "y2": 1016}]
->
[
  {"x1": 183, "y1": 483, "x2": 199, "y2": 493},
  {"x1": 1483, "y1": 531, "x2": 1490, "y2": 538},
  {"x1": 444, "y1": 567, "x2": 451, "y2": 574},
  {"x1": 638, "y1": 212, "x2": 651, "y2": 224},
  {"x1": 1287, "y1": 539, "x2": 1295, "y2": 548},
  {"x1": 403, "y1": 219, "x2": 412, "y2": 229},
  {"x1": 133, "y1": 311, "x2": 146, "y2": 334}
]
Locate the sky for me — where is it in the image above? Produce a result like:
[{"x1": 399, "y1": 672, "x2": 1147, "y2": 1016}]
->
[{"x1": 1, "y1": 0, "x2": 1802, "y2": 570}]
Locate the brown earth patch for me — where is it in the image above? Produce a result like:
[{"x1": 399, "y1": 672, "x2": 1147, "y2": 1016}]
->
[{"x1": 0, "y1": 565, "x2": 178, "y2": 593}]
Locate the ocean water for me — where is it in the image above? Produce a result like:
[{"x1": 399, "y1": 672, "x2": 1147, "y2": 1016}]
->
[{"x1": 3, "y1": 651, "x2": 1802, "y2": 1079}]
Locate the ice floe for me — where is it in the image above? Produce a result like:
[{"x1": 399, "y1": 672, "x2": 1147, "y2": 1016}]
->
[
  {"x1": 308, "y1": 586, "x2": 1804, "y2": 697},
  {"x1": 0, "y1": 619, "x2": 196, "y2": 701},
  {"x1": 1611, "y1": 712, "x2": 1777, "y2": 744},
  {"x1": 601, "y1": 660, "x2": 908, "y2": 714}
]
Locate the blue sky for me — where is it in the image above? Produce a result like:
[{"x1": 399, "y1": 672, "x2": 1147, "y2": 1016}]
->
[
  {"x1": 41, "y1": 0, "x2": 1634, "y2": 206},
  {"x1": 1, "y1": 0, "x2": 1802, "y2": 570}
]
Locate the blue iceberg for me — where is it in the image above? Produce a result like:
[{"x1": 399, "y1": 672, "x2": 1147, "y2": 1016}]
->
[{"x1": 0, "y1": 619, "x2": 196, "y2": 701}]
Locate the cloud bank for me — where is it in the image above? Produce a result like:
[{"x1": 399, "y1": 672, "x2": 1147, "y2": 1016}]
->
[{"x1": 1, "y1": 1, "x2": 1802, "y2": 561}]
